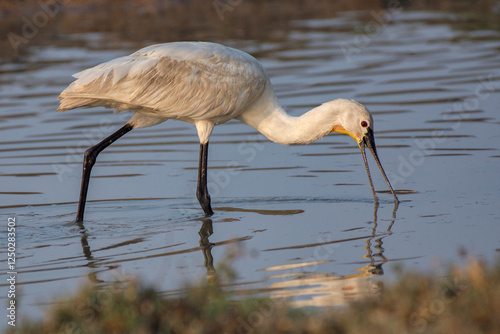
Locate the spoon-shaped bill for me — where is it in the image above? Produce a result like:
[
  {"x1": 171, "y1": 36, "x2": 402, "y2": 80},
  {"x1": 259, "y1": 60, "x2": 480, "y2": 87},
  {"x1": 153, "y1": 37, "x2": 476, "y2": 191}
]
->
[{"x1": 359, "y1": 128, "x2": 399, "y2": 203}]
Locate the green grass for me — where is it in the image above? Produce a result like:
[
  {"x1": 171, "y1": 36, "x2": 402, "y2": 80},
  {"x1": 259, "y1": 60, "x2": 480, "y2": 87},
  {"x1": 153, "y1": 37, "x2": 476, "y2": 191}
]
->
[{"x1": 12, "y1": 257, "x2": 500, "y2": 334}]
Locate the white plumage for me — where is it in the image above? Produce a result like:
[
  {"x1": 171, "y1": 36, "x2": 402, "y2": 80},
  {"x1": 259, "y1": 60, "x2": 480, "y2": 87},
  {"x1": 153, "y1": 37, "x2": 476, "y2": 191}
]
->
[
  {"x1": 59, "y1": 42, "x2": 267, "y2": 139},
  {"x1": 58, "y1": 41, "x2": 398, "y2": 222}
]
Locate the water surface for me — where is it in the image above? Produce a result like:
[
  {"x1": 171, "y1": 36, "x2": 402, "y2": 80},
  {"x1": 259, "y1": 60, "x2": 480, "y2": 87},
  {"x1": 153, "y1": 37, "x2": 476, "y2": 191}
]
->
[{"x1": 1, "y1": 10, "x2": 500, "y2": 326}]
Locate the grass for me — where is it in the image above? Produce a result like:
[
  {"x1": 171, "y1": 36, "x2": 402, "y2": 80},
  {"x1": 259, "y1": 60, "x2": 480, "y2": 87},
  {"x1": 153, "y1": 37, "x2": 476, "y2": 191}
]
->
[{"x1": 11, "y1": 257, "x2": 500, "y2": 334}]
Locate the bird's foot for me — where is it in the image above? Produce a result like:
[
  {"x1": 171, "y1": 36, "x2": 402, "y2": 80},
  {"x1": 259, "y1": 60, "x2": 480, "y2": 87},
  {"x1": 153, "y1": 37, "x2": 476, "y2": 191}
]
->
[
  {"x1": 197, "y1": 189, "x2": 214, "y2": 216},
  {"x1": 203, "y1": 206, "x2": 214, "y2": 217},
  {"x1": 64, "y1": 218, "x2": 86, "y2": 231}
]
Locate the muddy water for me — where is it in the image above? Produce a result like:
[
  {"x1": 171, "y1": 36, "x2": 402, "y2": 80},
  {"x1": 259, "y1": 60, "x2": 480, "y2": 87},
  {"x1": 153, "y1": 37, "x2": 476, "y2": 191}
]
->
[{"x1": 1, "y1": 11, "x2": 500, "y2": 325}]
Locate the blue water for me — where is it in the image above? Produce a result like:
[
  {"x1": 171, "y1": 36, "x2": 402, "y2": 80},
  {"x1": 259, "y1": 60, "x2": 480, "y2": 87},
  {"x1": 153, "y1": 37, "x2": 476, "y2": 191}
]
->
[{"x1": 1, "y1": 10, "x2": 499, "y2": 328}]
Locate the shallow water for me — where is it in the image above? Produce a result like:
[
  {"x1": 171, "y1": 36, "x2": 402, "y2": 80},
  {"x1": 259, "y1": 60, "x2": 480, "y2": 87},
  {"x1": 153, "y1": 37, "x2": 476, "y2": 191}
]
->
[{"x1": 1, "y1": 10, "x2": 500, "y2": 326}]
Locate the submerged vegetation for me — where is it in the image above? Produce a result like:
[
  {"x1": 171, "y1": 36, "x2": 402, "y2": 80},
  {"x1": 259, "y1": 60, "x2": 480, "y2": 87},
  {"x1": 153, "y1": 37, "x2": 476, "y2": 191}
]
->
[{"x1": 12, "y1": 258, "x2": 500, "y2": 334}]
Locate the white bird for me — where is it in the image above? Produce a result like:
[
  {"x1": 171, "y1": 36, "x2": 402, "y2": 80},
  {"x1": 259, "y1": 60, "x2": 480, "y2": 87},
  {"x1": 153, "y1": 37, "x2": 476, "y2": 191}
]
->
[{"x1": 58, "y1": 41, "x2": 399, "y2": 222}]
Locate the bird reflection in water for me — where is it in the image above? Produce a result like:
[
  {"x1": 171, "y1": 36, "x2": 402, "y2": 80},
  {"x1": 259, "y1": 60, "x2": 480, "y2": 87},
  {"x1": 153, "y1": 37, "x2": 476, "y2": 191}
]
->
[
  {"x1": 75, "y1": 220, "x2": 107, "y2": 283},
  {"x1": 198, "y1": 218, "x2": 216, "y2": 280},
  {"x1": 359, "y1": 201, "x2": 397, "y2": 278},
  {"x1": 73, "y1": 202, "x2": 397, "y2": 306},
  {"x1": 264, "y1": 202, "x2": 398, "y2": 307},
  {"x1": 73, "y1": 218, "x2": 219, "y2": 284}
]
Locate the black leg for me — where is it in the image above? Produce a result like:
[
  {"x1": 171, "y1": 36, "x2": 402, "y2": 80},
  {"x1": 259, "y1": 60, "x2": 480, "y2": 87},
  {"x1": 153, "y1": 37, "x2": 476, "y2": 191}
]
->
[
  {"x1": 196, "y1": 142, "x2": 214, "y2": 216},
  {"x1": 74, "y1": 123, "x2": 134, "y2": 223}
]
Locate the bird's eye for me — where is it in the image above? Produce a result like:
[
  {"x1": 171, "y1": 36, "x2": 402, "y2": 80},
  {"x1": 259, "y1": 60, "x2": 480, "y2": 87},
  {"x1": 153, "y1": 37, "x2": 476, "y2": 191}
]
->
[{"x1": 361, "y1": 121, "x2": 368, "y2": 128}]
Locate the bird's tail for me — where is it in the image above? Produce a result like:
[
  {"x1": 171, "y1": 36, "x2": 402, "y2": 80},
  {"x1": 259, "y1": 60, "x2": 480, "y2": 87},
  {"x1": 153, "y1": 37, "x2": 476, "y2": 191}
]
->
[{"x1": 57, "y1": 97, "x2": 98, "y2": 112}]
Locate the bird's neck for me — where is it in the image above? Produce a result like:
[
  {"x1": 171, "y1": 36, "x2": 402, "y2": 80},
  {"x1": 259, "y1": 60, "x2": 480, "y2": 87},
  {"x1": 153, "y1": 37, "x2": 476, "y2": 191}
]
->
[{"x1": 239, "y1": 96, "x2": 339, "y2": 145}]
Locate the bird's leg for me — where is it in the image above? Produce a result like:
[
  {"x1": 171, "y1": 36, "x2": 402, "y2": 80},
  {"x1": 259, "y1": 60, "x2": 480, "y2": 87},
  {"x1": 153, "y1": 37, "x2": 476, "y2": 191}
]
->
[
  {"x1": 74, "y1": 123, "x2": 134, "y2": 223},
  {"x1": 196, "y1": 142, "x2": 214, "y2": 216}
]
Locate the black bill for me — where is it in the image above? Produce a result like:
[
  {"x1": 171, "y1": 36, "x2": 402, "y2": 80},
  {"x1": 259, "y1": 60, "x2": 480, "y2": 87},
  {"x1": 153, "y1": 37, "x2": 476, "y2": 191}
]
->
[{"x1": 359, "y1": 127, "x2": 399, "y2": 204}]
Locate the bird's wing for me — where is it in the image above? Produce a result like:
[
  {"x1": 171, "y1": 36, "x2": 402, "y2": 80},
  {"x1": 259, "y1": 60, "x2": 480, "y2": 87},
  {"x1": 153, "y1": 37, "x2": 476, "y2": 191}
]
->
[{"x1": 58, "y1": 42, "x2": 268, "y2": 124}]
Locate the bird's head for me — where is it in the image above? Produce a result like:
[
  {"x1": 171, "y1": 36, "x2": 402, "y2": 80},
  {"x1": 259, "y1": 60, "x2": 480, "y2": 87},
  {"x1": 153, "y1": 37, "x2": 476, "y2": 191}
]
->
[
  {"x1": 326, "y1": 99, "x2": 399, "y2": 203},
  {"x1": 328, "y1": 99, "x2": 373, "y2": 145}
]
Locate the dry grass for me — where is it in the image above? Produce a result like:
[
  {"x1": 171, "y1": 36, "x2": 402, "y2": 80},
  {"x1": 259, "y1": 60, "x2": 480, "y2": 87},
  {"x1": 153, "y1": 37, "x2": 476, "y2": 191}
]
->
[{"x1": 11, "y1": 258, "x2": 500, "y2": 334}]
